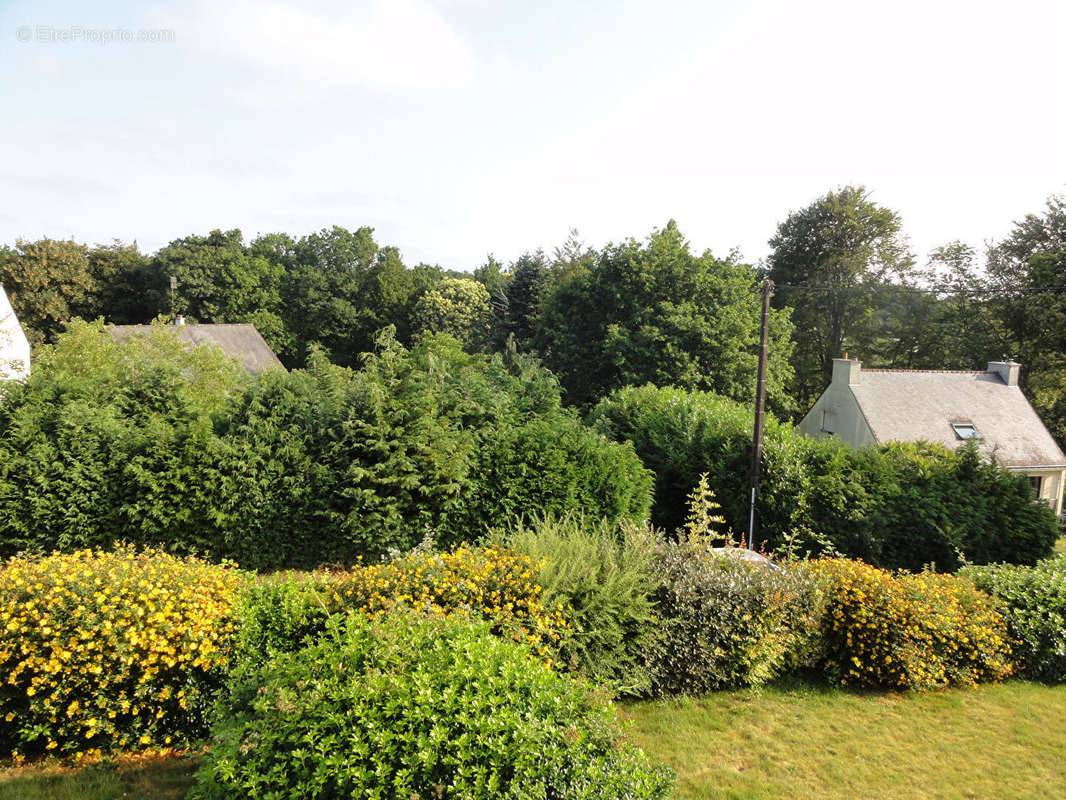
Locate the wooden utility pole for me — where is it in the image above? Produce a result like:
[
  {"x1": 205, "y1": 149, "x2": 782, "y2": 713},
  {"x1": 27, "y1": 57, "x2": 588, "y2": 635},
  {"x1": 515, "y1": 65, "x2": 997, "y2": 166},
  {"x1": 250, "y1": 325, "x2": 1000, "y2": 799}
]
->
[{"x1": 747, "y1": 279, "x2": 773, "y2": 550}]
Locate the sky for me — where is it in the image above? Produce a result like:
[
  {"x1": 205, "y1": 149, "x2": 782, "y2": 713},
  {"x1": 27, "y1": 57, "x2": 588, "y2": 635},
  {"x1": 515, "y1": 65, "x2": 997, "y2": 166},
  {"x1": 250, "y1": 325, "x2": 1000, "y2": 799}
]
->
[{"x1": 1, "y1": 0, "x2": 1065, "y2": 271}]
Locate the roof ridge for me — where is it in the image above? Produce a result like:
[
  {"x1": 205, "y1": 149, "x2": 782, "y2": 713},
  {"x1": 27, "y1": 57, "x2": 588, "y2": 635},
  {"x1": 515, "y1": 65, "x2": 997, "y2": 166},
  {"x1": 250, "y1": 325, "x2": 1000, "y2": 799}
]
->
[{"x1": 861, "y1": 369, "x2": 996, "y2": 374}]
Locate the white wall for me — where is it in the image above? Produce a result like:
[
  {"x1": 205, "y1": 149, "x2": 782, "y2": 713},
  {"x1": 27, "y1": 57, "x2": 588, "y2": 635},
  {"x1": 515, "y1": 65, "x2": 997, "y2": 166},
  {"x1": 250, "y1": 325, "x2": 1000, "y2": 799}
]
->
[
  {"x1": 0, "y1": 284, "x2": 31, "y2": 381},
  {"x1": 797, "y1": 359, "x2": 876, "y2": 446}
]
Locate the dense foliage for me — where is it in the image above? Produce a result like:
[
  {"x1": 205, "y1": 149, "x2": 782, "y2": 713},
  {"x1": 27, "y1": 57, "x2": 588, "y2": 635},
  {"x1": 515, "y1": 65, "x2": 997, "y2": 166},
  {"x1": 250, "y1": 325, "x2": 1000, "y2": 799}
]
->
[
  {"x1": 193, "y1": 614, "x2": 675, "y2": 800},
  {"x1": 0, "y1": 323, "x2": 651, "y2": 567},
  {"x1": 0, "y1": 547, "x2": 245, "y2": 758},
  {"x1": 962, "y1": 555, "x2": 1066, "y2": 682},
  {"x1": 590, "y1": 384, "x2": 1060, "y2": 570},
  {"x1": 813, "y1": 559, "x2": 1013, "y2": 689},
  {"x1": 537, "y1": 221, "x2": 795, "y2": 411},
  {"x1": 228, "y1": 544, "x2": 570, "y2": 677},
  {"x1": 645, "y1": 536, "x2": 822, "y2": 696},
  {"x1": 500, "y1": 515, "x2": 662, "y2": 696}
]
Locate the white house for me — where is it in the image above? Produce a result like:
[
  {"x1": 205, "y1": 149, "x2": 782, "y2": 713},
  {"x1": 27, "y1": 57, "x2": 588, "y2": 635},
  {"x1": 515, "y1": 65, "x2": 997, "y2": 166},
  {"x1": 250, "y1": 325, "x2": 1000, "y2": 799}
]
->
[
  {"x1": 799, "y1": 356, "x2": 1066, "y2": 517},
  {"x1": 0, "y1": 284, "x2": 31, "y2": 381}
]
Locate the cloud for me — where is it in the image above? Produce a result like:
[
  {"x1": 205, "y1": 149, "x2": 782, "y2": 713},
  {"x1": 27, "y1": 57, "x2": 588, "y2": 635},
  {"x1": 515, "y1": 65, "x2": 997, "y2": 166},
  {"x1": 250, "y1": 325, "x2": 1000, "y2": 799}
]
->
[{"x1": 186, "y1": 0, "x2": 474, "y2": 91}]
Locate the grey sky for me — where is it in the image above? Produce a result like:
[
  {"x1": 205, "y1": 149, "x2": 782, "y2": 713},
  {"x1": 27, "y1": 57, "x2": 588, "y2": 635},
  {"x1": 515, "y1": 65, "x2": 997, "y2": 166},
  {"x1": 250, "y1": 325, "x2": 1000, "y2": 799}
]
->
[{"x1": 2, "y1": 0, "x2": 1063, "y2": 270}]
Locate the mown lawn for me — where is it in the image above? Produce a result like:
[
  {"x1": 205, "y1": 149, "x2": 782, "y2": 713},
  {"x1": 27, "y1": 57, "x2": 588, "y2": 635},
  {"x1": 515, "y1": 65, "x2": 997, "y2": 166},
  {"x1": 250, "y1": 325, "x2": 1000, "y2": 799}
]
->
[
  {"x1": 0, "y1": 753, "x2": 199, "y2": 800},
  {"x1": 622, "y1": 679, "x2": 1066, "y2": 800},
  {"x1": 3, "y1": 681, "x2": 1065, "y2": 799}
]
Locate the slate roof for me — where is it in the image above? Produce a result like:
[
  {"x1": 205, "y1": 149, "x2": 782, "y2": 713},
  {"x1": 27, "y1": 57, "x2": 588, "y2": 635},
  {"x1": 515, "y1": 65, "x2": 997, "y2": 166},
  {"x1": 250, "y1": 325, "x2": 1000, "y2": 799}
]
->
[
  {"x1": 850, "y1": 369, "x2": 1066, "y2": 469},
  {"x1": 110, "y1": 324, "x2": 284, "y2": 376}
]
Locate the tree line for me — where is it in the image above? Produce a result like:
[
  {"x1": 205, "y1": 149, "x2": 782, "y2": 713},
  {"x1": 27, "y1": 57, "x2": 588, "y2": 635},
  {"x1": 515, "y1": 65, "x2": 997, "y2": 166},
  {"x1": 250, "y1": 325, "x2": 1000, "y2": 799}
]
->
[{"x1": 1, "y1": 187, "x2": 1064, "y2": 444}]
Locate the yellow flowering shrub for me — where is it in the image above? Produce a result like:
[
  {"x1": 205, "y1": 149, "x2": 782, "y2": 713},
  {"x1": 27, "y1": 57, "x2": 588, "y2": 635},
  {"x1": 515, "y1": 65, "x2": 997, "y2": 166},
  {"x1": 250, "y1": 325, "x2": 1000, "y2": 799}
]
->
[
  {"x1": 0, "y1": 546, "x2": 245, "y2": 758},
  {"x1": 331, "y1": 546, "x2": 570, "y2": 664},
  {"x1": 811, "y1": 558, "x2": 1013, "y2": 690}
]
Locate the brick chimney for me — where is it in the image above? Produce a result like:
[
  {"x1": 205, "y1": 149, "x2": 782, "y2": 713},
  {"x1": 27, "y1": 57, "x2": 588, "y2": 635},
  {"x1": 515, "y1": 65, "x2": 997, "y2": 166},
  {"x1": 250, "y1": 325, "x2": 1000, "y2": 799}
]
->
[
  {"x1": 988, "y1": 360, "x2": 1020, "y2": 386},
  {"x1": 832, "y1": 355, "x2": 861, "y2": 386}
]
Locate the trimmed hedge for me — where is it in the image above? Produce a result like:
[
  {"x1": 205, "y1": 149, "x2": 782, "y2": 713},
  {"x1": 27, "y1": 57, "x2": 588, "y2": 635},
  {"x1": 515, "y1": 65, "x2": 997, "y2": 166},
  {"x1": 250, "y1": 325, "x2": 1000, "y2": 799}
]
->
[
  {"x1": 228, "y1": 545, "x2": 572, "y2": 678},
  {"x1": 962, "y1": 555, "x2": 1066, "y2": 682},
  {"x1": 589, "y1": 384, "x2": 1059, "y2": 570},
  {"x1": 812, "y1": 559, "x2": 1013, "y2": 689},
  {"x1": 0, "y1": 322, "x2": 652, "y2": 568},
  {"x1": 193, "y1": 614, "x2": 675, "y2": 800},
  {"x1": 0, "y1": 547, "x2": 245, "y2": 758}
]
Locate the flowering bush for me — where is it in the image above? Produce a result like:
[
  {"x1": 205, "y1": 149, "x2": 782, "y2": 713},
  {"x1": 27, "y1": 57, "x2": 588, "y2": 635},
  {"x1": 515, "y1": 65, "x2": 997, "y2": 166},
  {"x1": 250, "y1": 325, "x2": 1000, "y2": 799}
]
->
[
  {"x1": 333, "y1": 545, "x2": 569, "y2": 664},
  {"x1": 229, "y1": 546, "x2": 571, "y2": 677},
  {"x1": 194, "y1": 614, "x2": 674, "y2": 800},
  {"x1": 0, "y1": 546, "x2": 245, "y2": 758},
  {"x1": 962, "y1": 555, "x2": 1066, "y2": 681},
  {"x1": 812, "y1": 558, "x2": 1013, "y2": 689}
]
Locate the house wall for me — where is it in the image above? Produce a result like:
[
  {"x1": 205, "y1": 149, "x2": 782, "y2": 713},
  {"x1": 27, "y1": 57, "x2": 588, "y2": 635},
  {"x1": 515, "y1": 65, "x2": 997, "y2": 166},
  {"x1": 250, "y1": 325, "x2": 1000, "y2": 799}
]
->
[
  {"x1": 0, "y1": 285, "x2": 31, "y2": 381},
  {"x1": 1021, "y1": 468, "x2": 1065, "y2": 517},
  {"x1": 798, "y1": 359, "x2": 877, "y2": 446}
]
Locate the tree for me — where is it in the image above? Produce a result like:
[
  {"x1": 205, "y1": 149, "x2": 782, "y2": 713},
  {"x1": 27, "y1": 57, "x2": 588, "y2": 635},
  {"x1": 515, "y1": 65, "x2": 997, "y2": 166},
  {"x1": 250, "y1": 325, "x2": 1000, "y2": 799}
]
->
[
  {"x1": 985, "y1": 194, "x2": 1066, "y2": 446},
  {"x1": 411, "y1": 277, "x2": 492, "y2": 350},
  {"x1": 537, "y1": 221, "x2": 795, "y2": 410},
  {"x1": 0, "y1": 238, "x2": 94, "y2": 346},
  {"x1": 280, "y1": 226, "x2": 417, "y2": 367},
  {"x1": 79, "y1": 240, "x2": 155, "y2": 325},
  {"x1": 766, "y1": 186, "x2": 914, "y2": 406},
  {"x1": 496, "y1": 251, "x2": 548, "y2": 351},
  {"x1": 148, "y1": 229, "x2": 290, "y2": 357}
]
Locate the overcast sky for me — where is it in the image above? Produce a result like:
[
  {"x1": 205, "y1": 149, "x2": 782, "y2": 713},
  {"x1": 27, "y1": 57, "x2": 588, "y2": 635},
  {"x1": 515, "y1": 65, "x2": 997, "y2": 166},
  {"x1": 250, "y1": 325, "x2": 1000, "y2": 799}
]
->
[{"x1": 2, "y1": 0, "x2": 1064, "y2": 270}]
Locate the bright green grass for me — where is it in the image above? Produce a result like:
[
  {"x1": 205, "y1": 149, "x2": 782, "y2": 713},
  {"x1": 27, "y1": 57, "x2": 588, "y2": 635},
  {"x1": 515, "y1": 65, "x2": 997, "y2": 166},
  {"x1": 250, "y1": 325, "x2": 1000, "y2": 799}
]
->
[
  {"x1": 0, "y1": 755, "x2": 198, "y2": 800},
  {"x1": 3, "y1": 681, "x2": 1064, "y2": 800},
  {"x1": 622, "y1": 679, "x2": 1066, "y2": 800}
]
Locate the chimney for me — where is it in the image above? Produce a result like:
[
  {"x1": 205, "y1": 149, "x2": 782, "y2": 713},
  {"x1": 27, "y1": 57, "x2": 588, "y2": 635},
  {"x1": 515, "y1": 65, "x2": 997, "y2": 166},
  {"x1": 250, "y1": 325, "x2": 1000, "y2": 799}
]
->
[
  {"x1": 832, "y1": 355, "x2": 861, "y2": 386},
  {"x1": 174, "y1": 314, "x2": 186, "y2": 326},
  {"x1": 988, "y1": 360, "x2": 1020, "y2": 386}
]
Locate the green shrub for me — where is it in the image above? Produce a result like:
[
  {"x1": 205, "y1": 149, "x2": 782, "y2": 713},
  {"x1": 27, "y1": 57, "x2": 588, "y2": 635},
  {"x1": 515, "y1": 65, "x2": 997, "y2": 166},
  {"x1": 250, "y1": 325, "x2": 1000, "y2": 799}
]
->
[
  {"x1": 646, "y1": 535, "x2": 820, "y2": 695},
  {"x1": 0, "y1": 546, "x2": 245, "y2": 757},
  {"x1": 813, "y1": 558, "x2": 1013, "y2": 689},
  {"x1": 228, "y1": 545, "x2": 571, "y2": 677},
  {"x1": 499, "y1": 515, "x2": 662, "y2": 696},
  {"x1": 962, "y1": 556, "x2": 1066, "y2": 682},
  {"x1": 0, "y1": 324, "x2": 651, "y2": 568},
  {"x1": 227, "y1": 573, "x2": 340, "y2": 674},
  {"x1": 589, "y1": 383, "x2": 1059, "y2": 570},
  {"x1": 193, "y1": 614, "x2": 674, "y2": 800}
]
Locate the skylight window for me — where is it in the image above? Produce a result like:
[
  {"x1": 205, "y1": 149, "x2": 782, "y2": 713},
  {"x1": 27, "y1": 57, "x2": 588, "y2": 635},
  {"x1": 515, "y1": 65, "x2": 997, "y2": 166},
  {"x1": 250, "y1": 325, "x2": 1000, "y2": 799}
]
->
[{"x1": 952, "y1": 423, "x2": 982, "y2": 440}]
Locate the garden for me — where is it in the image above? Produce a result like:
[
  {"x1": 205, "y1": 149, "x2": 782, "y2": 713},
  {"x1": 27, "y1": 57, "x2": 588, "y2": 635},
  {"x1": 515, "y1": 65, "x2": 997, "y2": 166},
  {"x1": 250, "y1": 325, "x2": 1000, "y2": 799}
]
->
[{"x1": 1, "y1": 326, "x2": 1065, "y2": 798}]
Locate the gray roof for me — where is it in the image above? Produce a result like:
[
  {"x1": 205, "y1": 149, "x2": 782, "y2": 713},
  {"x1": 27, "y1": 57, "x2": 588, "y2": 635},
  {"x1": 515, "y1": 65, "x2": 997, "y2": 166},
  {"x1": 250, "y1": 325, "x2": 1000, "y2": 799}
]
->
[
  {"x1": 850, "y1": 369, "x2": 1066, "y2": 469},
  {"x1": 110, "y1": 324, "x2": 284, "y2": 376}
]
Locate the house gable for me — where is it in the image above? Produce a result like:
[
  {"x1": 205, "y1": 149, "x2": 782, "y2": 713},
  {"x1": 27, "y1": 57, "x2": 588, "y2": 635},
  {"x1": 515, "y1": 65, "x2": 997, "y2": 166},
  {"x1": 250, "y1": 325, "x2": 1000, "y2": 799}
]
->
[{"x1": 0, "y1": 284, "x2": 31, "y2": 380}]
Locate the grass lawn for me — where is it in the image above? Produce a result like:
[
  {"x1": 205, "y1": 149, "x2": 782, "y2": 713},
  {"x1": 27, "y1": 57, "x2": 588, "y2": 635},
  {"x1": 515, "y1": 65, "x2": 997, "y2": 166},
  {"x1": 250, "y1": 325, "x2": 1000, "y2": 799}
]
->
[
  {"x1": 2, "y1": 681, "x2": 1064, "y2": 799},
  {"x1": 0, "y1": 753, "x2": 199, "y2": 800},
  {"x1": 622, "y1": 679, "x2": 1066, "y2": 800}
]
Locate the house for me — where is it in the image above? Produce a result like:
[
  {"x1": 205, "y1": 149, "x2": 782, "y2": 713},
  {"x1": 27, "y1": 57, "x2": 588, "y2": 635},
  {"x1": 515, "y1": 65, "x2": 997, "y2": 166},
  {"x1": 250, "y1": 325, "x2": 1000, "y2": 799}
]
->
[
  {"x1": 0, "y1": 283, "x2": 31, "y2": 380},
  {"x1": 798, "y1": 356, "x2": 1066, "y2": 516},
  {"x1": 109, "y1": 318, "x2": 284, "y2": 376}
]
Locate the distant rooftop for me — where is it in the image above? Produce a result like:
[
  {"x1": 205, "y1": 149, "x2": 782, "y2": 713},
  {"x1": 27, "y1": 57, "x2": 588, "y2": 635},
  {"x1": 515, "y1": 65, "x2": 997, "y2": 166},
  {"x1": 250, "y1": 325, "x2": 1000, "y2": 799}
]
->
[
  {"x1": 109, "y1": 323, "x2": 284, "y2": 376},
  {"x1": 849, "y1": 368, "x2": 1066, "y2": 469}
]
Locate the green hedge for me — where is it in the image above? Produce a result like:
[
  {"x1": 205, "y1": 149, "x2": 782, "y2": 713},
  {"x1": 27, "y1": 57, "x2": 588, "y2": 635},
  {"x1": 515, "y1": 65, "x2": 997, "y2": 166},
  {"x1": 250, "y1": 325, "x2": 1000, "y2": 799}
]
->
[
  {"x1": 0, "y1": 322, "x2": 651, "y2": 568},
  {"x1": 589, "y1": 384, "x2": 1060, "y2": 570},
  {"x1": 193, "y1": 614, "x2": 674, "y2": 800},
  {"x1": 962, "y1": 555, "x2": 1066, "y2": 682}
]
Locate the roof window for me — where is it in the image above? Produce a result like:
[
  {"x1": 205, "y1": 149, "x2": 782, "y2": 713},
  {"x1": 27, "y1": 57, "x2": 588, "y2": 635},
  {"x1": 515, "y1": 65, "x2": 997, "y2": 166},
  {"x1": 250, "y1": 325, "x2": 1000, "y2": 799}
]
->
[{"x1": 952, "y1": 423, "x2": 982, "y2": 440}]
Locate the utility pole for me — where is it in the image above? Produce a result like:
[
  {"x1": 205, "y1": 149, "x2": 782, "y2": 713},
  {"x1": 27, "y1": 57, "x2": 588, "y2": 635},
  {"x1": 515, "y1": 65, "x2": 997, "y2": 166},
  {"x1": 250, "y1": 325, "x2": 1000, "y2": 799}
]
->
[
  {"x1": 169, "y1": 276, "x2": 178, "y2": 321},
  {"x1": 748, "y1": 278, "x2": 773, "y2": 550}
]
